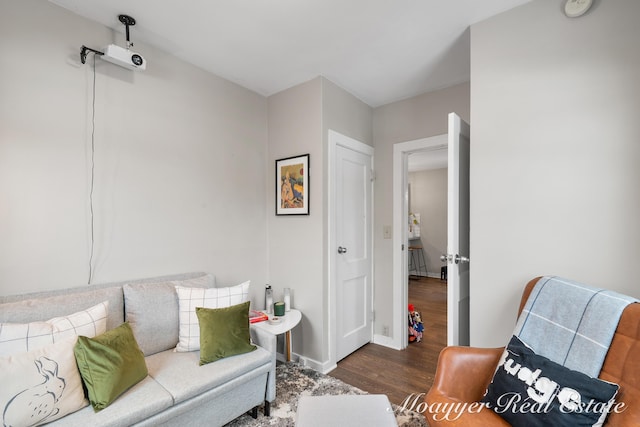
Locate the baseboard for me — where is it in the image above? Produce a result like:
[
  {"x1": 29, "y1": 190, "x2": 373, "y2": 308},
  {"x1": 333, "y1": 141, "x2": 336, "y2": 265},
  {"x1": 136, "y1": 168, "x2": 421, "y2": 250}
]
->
[
  {"x1": 373, "y1": 334, "x2": 401, "y2": 350},
  {"x1": 294, "y1": 336, "x2": 402, "y2": 373},
  {"x1": 297, "y1": 354, "x2": 337, "y2": 375},
  {"x1": 409, "y1": 272, "x2": 443, "y2": 280}
]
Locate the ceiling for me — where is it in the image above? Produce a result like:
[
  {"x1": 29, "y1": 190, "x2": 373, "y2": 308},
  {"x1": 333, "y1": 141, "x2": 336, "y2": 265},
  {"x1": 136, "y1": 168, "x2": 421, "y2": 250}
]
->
[
  {"x1": 50, "y1": 0, "x2": 531, "y2": 107},
  {"x1": 409, "y1": 148, "x2": 448, "y2": 172},
  {"x1": 405, "y1": 134, "x2": 448, "y2": 172}
]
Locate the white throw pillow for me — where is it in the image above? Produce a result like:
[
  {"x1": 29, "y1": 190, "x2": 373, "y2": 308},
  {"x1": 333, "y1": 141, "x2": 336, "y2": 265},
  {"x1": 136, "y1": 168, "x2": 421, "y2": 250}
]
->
[
  {"x1": 0, "y1": 335, "x2": 88, "y2": 426},
  {"x1": 0, "y1": 301, "x2": 109, "y2": 357},
  {"x1": 175, "y1": 281, "x2": 250, "y2": 352}
]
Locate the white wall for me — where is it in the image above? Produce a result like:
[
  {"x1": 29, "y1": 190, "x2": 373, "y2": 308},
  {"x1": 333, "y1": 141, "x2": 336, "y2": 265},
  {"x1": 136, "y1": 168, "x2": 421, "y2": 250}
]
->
[
  {"x1": 408, "y1": 168, "x2": 447, "y2": 277},
  {"x1": 372, "y1": 83, "x2": 470, "y2": 338},
  {"x1": 267, "y1": 77, "x2": 324, "y2": 364},
  {"x1": 322, "y1": 79, "x2": 373, "y2": 147},
  {"x1": 0, "y1": 0, "x2": 374, "y2": 367},
  {"x1": 321, "y1": 78, "x2": 373, "y2": 368},
  {"x1": 0, "y1": 0, "x2": 269, "y2": 303},
  {"x1": 267, "y1": 77, "x2": 372, "y2": 369},
  {"x1": 470, "y1": 0, "x2": 640, "y2": 347}
]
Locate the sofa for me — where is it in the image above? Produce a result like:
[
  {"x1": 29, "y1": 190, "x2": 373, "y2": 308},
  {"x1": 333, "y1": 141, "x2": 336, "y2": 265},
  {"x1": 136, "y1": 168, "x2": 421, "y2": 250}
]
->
[
  {"x1": 425, "y1": 276, "x2": 640, "y2": 426},
  {"x1": 0, "y1": 272, "x2": 276, "y2": 427}
]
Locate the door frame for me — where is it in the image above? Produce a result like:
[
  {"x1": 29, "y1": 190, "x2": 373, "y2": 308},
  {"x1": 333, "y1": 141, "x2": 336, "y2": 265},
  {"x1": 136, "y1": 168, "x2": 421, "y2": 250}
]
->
[
  {"x1": 392, "y1": 134, "x2": 447, "y2": 350},
  {"x1": 328, "y1": 129, "x2": 375, "y2": 369}
]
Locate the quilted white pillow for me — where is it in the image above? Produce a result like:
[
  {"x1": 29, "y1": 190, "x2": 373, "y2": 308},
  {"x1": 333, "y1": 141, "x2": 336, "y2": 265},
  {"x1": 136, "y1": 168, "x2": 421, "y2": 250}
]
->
[
  {"x1": 0, "y1": 301, "x2": 109, "y2": 357},
  {"x1": 175, "y1": 281, "x2": 250, "y2": 352},
  {"x1": 0, "y1": 335, "x2": 88, "y2": 426}
]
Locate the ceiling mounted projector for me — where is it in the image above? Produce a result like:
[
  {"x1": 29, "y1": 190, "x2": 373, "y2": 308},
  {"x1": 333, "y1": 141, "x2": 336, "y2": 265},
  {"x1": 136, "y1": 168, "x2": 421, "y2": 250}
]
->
[
  {"x1": 101, "y1": 44, "x2": 146, "y2": 71},
  {"x1": 102, "y1": 14, "x2": 145, "y2": 71},
  {"x1": 80, "y1": 14, "x2": 147, "y2": 71}
]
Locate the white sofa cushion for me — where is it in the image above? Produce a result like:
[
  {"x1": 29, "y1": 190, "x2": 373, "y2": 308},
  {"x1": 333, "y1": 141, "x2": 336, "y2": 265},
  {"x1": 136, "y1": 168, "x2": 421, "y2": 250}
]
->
[
  {"x1": 124, "y1": 274, "x2": 214, "y2": 356},
  {"x1": 52, "y1": 376, "x2": 174, "y2": 427},
  {"x1": 145, "y1": 346, "x2": 271, "y2": 405},
  {"x1": 175, "y1": 281, "x2": 250, "y2": 352},
  {"x1": 0, "y1": 301, "x2": 108, "y2": 357}
]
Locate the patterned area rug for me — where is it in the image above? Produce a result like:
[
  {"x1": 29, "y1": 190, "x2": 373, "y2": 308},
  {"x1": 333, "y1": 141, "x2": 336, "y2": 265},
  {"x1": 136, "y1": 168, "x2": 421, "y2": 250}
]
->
[{"x1": 225, "y1": 362, "x2": 428, "y2": 427}]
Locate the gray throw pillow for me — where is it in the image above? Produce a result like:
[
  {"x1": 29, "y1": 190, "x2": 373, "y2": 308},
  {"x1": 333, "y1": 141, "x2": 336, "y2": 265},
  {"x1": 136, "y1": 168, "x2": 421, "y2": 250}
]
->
[{"x1": 123, "y1": 274, "x2": 214, "y2": 356}]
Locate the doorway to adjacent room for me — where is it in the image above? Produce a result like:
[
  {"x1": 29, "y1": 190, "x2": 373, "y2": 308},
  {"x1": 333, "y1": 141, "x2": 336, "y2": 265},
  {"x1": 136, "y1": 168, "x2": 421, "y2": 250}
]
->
[{"x1": 393, "y1": 113, "x2": 470, "y2": 351}]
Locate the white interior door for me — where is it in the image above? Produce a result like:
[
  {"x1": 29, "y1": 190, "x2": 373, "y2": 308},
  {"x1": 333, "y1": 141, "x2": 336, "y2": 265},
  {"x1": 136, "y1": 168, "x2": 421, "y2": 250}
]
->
[
  {"x1": 446, "y1": 112, "x2": 470, "y2": 346},
  {"x1": 335, "y1": 143, "x2": 373, "y2": 361}
]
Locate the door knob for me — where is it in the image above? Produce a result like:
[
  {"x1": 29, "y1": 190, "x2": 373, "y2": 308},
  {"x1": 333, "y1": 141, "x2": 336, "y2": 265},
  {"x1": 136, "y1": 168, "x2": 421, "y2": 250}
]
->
[
  {"x1": 454, "y1": 254, "x2": 470, "y2": 264},
  {"x1": 338, "y1": 246, "x2": 348, "y2": 254},
  {"x1": 441, "y1": 254, "x2": 469, "y2": 264}
]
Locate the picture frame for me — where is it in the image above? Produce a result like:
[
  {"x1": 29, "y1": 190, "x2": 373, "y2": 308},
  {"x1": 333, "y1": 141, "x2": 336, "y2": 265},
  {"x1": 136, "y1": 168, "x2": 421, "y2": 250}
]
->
[{"x1": 276, "y1": 154, "x2": 309, "y2": 215}]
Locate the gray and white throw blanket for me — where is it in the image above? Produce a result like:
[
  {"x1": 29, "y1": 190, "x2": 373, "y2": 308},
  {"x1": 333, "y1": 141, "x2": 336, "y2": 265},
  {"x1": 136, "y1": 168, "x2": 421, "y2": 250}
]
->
[{"x1": 514, "y1": 276, "x2": 637, "y2": 378}]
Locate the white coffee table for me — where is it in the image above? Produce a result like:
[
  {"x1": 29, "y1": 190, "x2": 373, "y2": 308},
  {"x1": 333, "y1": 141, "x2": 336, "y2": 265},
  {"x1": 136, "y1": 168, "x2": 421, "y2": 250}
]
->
[
  {"x1": 251, "y1": 309, "x2": 301, "y2": 361},
  {"x1": 296, "y1": 395, "x2": 398, "y2": 427}
]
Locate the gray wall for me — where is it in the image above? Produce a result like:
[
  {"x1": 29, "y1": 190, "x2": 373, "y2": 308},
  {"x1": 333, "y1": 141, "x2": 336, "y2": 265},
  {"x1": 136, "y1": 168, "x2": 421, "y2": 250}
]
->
[
  {"x1": 322, "y1": 79, "x2": 373, "y2": 369},
  {"x1": 0, "y1": 1, "x2": 374, "y2": 369},
  {"x1": 408, "y1": 168, "x2": 447, "y2": 277},
  {"x1": 0, "y1": 1, "x2": 269, "y2": 304},
  {"x1": 372, "y1": 82, "x2": 470, "y2": 338},
  {"x1": 267, "y1": 77, "x2": 324, "y2": 366},
  {"x1": 470, "y1": 0, "x2": 640, "y2": 347},
  {"x1": 267, "y1": 77, "x2": 372, "y2": 369}
]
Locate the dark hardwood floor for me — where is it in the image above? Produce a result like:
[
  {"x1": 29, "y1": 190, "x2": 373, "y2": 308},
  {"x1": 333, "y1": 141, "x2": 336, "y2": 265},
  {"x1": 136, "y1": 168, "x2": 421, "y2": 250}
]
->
[{"x1": 328, "y1": 276, "x2": 447, "y2": 406}]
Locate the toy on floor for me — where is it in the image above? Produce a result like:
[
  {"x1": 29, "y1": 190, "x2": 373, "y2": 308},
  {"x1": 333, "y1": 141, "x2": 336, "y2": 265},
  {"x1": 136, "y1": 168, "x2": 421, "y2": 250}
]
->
[{"x1": 408, "y1": 303, "x2": 424, "y2": 343}]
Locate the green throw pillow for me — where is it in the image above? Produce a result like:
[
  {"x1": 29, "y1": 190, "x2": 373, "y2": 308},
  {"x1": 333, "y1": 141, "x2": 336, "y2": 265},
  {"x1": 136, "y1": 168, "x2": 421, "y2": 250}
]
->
[
  {"x1": 74, "y1": 322, "x2": 148, "y2": 411},
  {"x1": 196, "y1": 301, "x2": 256, "y2": 365}
]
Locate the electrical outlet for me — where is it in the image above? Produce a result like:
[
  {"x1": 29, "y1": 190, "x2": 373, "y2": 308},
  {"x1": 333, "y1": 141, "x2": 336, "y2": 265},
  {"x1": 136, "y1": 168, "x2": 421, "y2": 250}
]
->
[
  {"x1": 382, "y1": 325, "x2": 389, "y2": 336},
  {"x1": 383, "y1": 225, "x2": 392, "y2": 239}
]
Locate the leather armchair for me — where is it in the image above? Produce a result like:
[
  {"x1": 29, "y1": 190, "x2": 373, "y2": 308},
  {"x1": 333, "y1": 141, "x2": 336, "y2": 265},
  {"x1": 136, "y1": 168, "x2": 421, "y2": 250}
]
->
[
  {"x1": 425, "y1": 345, "x2": 509, "y2": 426},
  {"x1": 425, "y1": 277, "x2": 640, "y2": 426}
]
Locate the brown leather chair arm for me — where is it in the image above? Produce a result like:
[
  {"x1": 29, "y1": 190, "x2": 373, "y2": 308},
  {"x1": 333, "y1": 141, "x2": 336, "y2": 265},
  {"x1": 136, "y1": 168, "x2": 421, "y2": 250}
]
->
[{"x1": 428, "y1": 346, "x2": 504, "y2": 402}]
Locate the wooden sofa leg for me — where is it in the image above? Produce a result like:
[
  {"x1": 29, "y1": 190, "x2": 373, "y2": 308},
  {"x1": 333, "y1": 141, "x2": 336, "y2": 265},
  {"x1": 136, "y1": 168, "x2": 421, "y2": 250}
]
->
[
  {"x1": 250, "y1": 406, "x2": 258, "y2": 419},
  {"x1": 264, "y1": 401, "x2": 271, "y2": 416}
]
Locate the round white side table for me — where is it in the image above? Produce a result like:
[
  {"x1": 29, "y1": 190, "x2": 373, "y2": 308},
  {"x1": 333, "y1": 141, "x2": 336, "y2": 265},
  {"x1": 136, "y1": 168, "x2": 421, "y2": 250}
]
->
[{"x1": 251, "y1": 309, "x2": 301, "y2": 361}]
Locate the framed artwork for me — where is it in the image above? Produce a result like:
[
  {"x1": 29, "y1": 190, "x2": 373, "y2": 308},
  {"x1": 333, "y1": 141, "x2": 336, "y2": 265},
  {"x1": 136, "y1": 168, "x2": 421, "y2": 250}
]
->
[{"x1": 276, "y1": 154, "x2": 309, "y2": 215}]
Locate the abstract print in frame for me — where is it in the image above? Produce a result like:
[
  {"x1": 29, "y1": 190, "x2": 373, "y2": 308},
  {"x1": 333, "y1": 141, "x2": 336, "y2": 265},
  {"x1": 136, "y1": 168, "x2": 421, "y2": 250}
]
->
[{"x1": 276, "y1": 154, "x2": 309, "y2": 215}]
